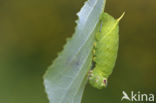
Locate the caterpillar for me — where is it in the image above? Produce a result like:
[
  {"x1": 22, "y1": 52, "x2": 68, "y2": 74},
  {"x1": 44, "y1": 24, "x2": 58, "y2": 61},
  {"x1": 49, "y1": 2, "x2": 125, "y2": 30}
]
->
[{"x1": 88, "y1": 12, "x2": 124, "y2": 89}]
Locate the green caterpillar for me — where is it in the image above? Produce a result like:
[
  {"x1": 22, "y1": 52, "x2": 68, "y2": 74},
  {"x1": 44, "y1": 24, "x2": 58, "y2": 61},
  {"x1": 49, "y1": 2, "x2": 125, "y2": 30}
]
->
[{"x1": 88, "y1": 12, "x2": 124, "y2": 89}]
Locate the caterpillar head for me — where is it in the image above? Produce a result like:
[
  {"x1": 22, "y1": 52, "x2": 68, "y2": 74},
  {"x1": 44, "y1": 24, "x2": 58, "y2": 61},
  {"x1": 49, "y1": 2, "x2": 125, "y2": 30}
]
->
[{"x1": 88, "y1": 70, "x2": 107, "y2": 89}]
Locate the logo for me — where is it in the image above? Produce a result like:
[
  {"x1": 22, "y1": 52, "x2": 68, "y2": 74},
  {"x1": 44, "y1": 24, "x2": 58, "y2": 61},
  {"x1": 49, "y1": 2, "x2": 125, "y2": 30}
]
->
[{"x1": 121, "y1": 91, "x2": 155, "y2": 102}]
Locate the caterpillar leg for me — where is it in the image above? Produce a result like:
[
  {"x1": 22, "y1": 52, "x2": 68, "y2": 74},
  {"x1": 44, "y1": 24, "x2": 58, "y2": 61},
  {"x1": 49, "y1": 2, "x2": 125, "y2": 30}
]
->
[
  {"x1": 92, "y1": 42, "x2": 96, "y2": 61},
  {"x1": 92, "y1": 49, "x2": 96, "y2": 55},
  {"x1": 88, "y1": 70, "x2": 94, "y2": 80},
  {"x1": 92, "y1": 57, "x2": 96, "y2": 61},
  {"x1": 93, "y1": 42, "x2": 96, "y2": 48},
  {"x1": 92, "y1": 42, "x2": 96, "y2": 54}
]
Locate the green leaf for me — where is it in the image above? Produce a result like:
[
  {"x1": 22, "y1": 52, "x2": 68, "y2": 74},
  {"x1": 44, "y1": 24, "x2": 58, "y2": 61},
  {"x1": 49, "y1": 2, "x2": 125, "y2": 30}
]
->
[{"x1": 43, "y1": 0, "x2": 106, "y2": 103}]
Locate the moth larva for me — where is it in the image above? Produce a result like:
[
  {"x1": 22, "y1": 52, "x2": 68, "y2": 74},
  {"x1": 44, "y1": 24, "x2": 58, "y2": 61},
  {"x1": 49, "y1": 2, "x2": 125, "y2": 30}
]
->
[{"x1": 88, "y1": 12, "x2": 124, "y2": 89}]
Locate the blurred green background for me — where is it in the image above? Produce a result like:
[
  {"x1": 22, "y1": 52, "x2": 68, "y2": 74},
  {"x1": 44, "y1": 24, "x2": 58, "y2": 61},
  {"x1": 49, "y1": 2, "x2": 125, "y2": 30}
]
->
[{"x1": 0, "y1": 0, "x2": 156, "y2": 103}]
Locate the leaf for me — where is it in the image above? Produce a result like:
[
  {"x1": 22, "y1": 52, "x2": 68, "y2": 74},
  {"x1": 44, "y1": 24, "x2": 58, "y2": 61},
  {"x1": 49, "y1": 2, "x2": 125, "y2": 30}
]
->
[{"x1": 43, "y1": 0, "x2": 106, "y2": 103}]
